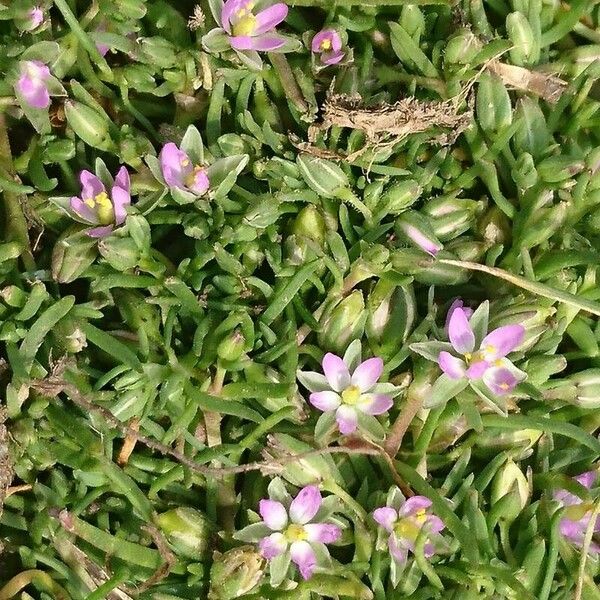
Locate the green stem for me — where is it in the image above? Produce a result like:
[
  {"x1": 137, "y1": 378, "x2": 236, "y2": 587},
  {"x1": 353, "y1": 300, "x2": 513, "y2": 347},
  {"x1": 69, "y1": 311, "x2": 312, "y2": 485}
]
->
[{"x1": 0, "y1": 115, "x2": 35, "y2": 271}]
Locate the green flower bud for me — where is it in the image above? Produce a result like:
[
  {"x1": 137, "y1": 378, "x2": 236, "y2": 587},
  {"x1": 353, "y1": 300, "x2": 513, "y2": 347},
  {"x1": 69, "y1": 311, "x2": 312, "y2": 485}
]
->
[
  {"x1": 395, "y1": 210, "x2": 443, "y2": 255},
  {"x1": 51, "y1": 317, "x2": 87, "y2": 354},
  {"x1": 476, "y1": 72, "x2": 512, "y2": 134},
  {"x1": 317, "y1": 290, "x2": 366, "y2": 355},
  {"x1": 375, "y1": 179, "x2": 422, "y2": 219},
  {"x1": 140, "y1": 37, "x2": 178, "y2": 68},
  {"x1": 208, "y1": 546, "x2": 265, "y2": 600},
  {"x1": 431, "y1": 209, "x2": 475, "y2": 241},
  {"x1": 64, "y1": 101, "x2": 115, "y2": 152},
  {"x1": 445, "y1": 28, "x2": 482, "y2": 65},
  {"x1": 51, "y1": 229, "x2": 98, "y2": 284},
  {"x1": 156, "y1": 507, "x2": 213, "y2": 560},
  {"x1": 291, "y1": 206, "x2": 326, "y2": 245},
  {"x1": 477, "y1": 206, "x2": 511, "y2": 245},
  {"x1": 566, "y1": 369, "x2": 600, "y2": 408},
  {"x1": 445, "y1": 240, "x2": 488, "y2": 262},
  {"x1": 217, "y1": 330, "x2": 246, "y2": 362},
  {"x1": 366, "y1": 279, "x2": 416, "y2": 348},
  {"x1": 491, "y1": 460, "x2": 530, "y2": 521},
  {"x1": 507, "y1": 12, "x2": 537, "y2": 66},
  {"x1": 296, "y1": 155, "x2": 349, "y2": 198},
  {"x1": 512, "y1": 152, "x2": 538, "y2": 190},
  {"x1": 537, "y1": 155, "x2": 585, "y2": 184},
  {"x1": 98, "y1": 236, "x2": 140, "y2": 271}
]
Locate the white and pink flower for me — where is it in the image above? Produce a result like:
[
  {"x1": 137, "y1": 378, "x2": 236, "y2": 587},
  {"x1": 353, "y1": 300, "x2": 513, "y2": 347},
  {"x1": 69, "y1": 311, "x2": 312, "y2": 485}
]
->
[
  {"x1": 15, "y1": 60, "x2": 52, "y2": 109},
  {"x1": 234, "y1": 480, "x2": 342, "y2": 582},
  {"x1": 373, "y1": 494, "x2": 445, "y2": 564},
  {"x1": 554, "y1": 470, "x2": 600, "y2": 553},
  {"x1": 159, "y1": 142, "x2": 210, "y2": 197},
  {"x1": 311, "y1": 29, "x2": 344, "y2": 65},
  {"x1": 298, "y1": 340, "x2": 394, "y2": 435}
]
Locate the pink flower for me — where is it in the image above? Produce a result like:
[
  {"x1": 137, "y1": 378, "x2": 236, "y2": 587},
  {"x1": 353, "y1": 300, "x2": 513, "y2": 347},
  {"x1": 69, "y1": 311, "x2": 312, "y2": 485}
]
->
[
  {"x1": 159, "y1": 142, "x2": 209, "y2": 196},
  {"x1": 26, "y1": 6, "x2": 44, "y2": 30},
  {"x1": 373, "y1": 495, "x2": 445, "y2": 564},
  {"x1": 438, "y1": 305, "x2": 525, "y2": 395},
  {"x1": 298, "y1": 341, "x2": 393, "y2": 435},
  {"x1": 311, "y1": 29, "x2": 344, "y2": 65},
  {"x1": 69, "y1": 168, "x2": 131, "y2": 238},
  {"x1": 234, "y1": 482, "x2": 342, "y2": 581},
  {"x1": 554, "y1": 471, "x2": 600, "y2": 553},
  {"x1": 15, "y1": 60, "x2": 51, "y2": 109},
  {"x1": 221, "y1": 0, "x2": 289, "y2": 51}
]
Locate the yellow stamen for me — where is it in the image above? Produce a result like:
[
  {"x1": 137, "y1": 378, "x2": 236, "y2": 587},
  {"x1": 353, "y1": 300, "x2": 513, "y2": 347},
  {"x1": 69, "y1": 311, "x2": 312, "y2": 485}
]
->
[
  {"x1": 181, "y1": 158, "x2": 190, "y2": 167},
  {"x1": 94, "y1": 191, "x2": 114, "y2": 225},
  {"x1": 499, "y1": 382, "x2": 510, "y2": 390},
  {"x1": 464, "y1": 352, "x2": 472, "y2": 361},
  {"x1": 84, "y1": 198, "x2": 95, "y2": 208},
  {"x1": 320, "y1": 39, "x2": 332, "y2": 51},
  {"x1": 485, "y1": 344, "x2": 496, "y2": 356},
  {"x1": 341, "y1": 385, "x2": 361, "y2": 406},
  {"x1": 285, "y1": 524, "x2": 307, "y2": 542},
  {"x1": 414, "y1": 508, "x2": 428, "y2": 524},
  {"x1": 232, "y1": 13, "x2": 257, "y2": 36},
  {"x1": 184, "y1": 165, "x2": 207, "y2": 190}
]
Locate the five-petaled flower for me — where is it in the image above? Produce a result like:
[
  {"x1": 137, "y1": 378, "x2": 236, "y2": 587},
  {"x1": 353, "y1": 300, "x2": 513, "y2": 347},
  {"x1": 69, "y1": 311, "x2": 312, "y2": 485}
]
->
[
  {"x1": 15, "y1": 60, "x2": 51, "y2": 109},
  {"x1": 159, "y1": 142, "x2": 210, "y2": 197},
  {"x1": 311, "y1": 29, "x2": 344, "y2": 65},
  {"x1": 554, "y1": 471, "x2": 600, "y2": 553},
  {"x1": 374, "y1": 495, "x2": 445, "y2": 564},
  {"x1": 298, "y1": 340, "x2": 393, "y2": 435},
  {"x1": 439, "y1": 304, "x2": 525, "y2": 395},
  {"x1": 69, "y1": 168, "x2": 131, "y2": 238},
  {"x1": 234, "y1": 480, "x2": 342, "y2": 582}
]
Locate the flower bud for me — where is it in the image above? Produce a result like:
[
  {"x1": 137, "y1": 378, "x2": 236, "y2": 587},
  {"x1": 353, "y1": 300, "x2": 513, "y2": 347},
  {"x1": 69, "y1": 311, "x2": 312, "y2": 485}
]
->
[
  {"x1": 491, "y1": 460, "x2": 530, "y2": 520},
  {"x1": 51, "y1": 317, "x2": 87, "y2": 354},
  {"x1": 537, "y1": 155, "x2": 585, "y2": 184},
  {"x1": 512, "y1": 153, "x2": 538, "y2": 190},
  {"x1": 566, "y1": 369, "x2": 600, "y2": 408},
  {"x1": 140, "y1": 37, "x2": 178, "y2": 67},
  {"x1": 376, "y1": 179, "x2": 422, "y2": 219},
  {"x1": 395, "y1": 210, "x2": 443, "y2": 256},
  {"x1": 291, "y1": 206, "x2": 327, "y2": 245},
  {"x1": 507, "y1": 12, "x2": 537, "y2": 66},
  {"x1": 431, "y1": 208, "x2": 475, "y2": 241},
  {"x1": 515, "y1": 202, "x2": 568, "y2": 250},
  {"x1": 317, "y1": 290, "x2": 366, "y2": 354},
  {"x1": 366, "y1": 279, "x2": 416, "y2": 348},
  {"x1": 400, "y1": 4, "x2": 425, "y2": 38},
  {"x1": 64, "y1": 101, "x2": 114, "y2": 152},
  {"x1": 51, "y1": 229, "x2": 98, "y2": 284},
  {"x1": 15, "y1": 6, "x2": 44, "y2": 32},
  {"x1": 477, "y1": 206, "x2": 511, "y2": 245},
  {"x1": 477, "y1": 72, "x2": 512, "y2": 134},
  {"x1": 98, "y1": 236, "x2": 140, "y2": 271},
  {"x1": 208, "y1": 546, "x2": 265, "y2": 600},
  {"x1": 155, "y1": 507, "x2": 213, "y2": 560},
  {"x1": 296, "y1": 155, "x2": 349, "y2": 198},
  {"x1": 445, "y1": 240, "x2": 488, "y2": 262},
  {"x1": 217, "y1": 330, "x2": 246, "y2": 362},
  {"x1": 445, "y1": 28, "x2": 482, "y2": 65}
]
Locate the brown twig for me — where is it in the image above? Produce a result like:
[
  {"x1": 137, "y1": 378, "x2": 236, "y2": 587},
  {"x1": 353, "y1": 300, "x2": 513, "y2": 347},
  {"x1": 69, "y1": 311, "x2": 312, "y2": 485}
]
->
[
  {"x1": 136, "y1": 525, "x2": 176, "y2": 593},
  {"x1": 384, "y1": 388, "x2": 426, "y2": 458}
]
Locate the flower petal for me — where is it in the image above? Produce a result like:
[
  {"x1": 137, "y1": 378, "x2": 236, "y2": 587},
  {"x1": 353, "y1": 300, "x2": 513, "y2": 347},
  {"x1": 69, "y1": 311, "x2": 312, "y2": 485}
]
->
[
  {"x1": 309, "y1": 391, "x2": 341, "y2": 412},
  {"x1": 259, "y1": 499, "x2": 288, "y2": 531},
  {"x1": 289, "y1": 485, "x2": 321, "y2": 525},
  {"x1": 80, "y1": 170, "x2": 105, "y2": 200},
  {"x1": 189, "y1": 168, "x2": 210, "y2": 195},
  {"x1": 87, "y1": 225, "x2": 114, "y2": 238},
  {"x1": 438, "y1": 351, "x2": 466, "y2": 379},
  {"x1": 482, "y1": 367, "x2": 519, "y2": 396},
  {"x1": 465, "y1": 360, "x2": 488, "y2": 380},
  {"x1": 448, "y1": 307, "x2": 475, "y2": 354},
  {"x1": 322, "y1": 353, "x2": 351, "y2": 392},
  {"x1": 321, "y1": 50, "x2": 345, "y2": 65},
  {"x1": 426, "y1": 515, "x2": 445, "y2": 534},
  {"x1": 290, "y1": 540, "x2": 317, "y2": 580},
  {"x1": 351, "y1": 357, "x2": 383, "y2": 392},
  {"x1": 388, "y1": 534, "x2": 408, "y2": 564},
  {"x1": 559, "y1": 518, "x2": 585, "y2": 545},
  {"x1": 114, "y1": 166, "x2": 130, "y2": 192},
  {"x1": 357, "y1": 393, "x2": 393, "y2": 416},
  {"x1": 402, "y1": 224, "x2": 442, "y2": 256},
  {"x1": 259, "y1": 532, "x2": 287, "y2": 559},
  {"x1": 304, "y1": 523, "x2": 341, "y2": 544},
  {"x1": 373, "y1": 507, "x2": 398, "y2": 532},
  {"x1": 159, "y1": 142, "x2": 191, "y2": 189},
  {"x1": 16, "y1": 75, "x2": 49, "y2": 109},
  {"x1": 400, "y1": 496, "x2": 432, "y2": 517},
  {"x1": 230, "y1": 33, "x2": 286, "y2": 51},
  {"x1": 70, "y1": 197, "x2": 97, "y2": 224},
  {"x1": 111, "y1": 185, "x2": 130, "y2": 226},
  {"x1": 312, "y1": 29, "x2": 342, "y2": 53},
  {"x1": 445, "y1": 299, "x2": 473, "y2": 336},
  {"x1": 575, "y1": 471, "x2": 598, "y2": 490},
  {"x1": 253, "y1": 3, "x2": 288, "y2": 35},
  {"x1": 480, "y1": 325, "x2": 525, "y2": 360},
  {"x1": 335, "y1": 405, "x2": 358, "y2": 435}
]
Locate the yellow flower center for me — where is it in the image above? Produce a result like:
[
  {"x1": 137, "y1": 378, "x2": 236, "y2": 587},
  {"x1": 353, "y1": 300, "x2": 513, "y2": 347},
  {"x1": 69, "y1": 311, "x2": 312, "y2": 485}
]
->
[
  {"x1": 184, "y1": 165, "x2": 207, "y2": 190},
  {"x1": 320, "y1": 39, "x2": 332, "y2": 51},
  {"x1": 394, "y1": 509, "x2": 428, "y2": 541},
  {"x1": 285, "y1": 524, "x2": 307, "y2": 542},
  {"x1": 232, "y1": 14, "x2": 256, "y2": 36},
  {"x1": 341, "y1": 385, "x2": 361, "y2": 405},
  {"x1": 84, "y1": 192, "x2": 114, "y2": 225}
]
